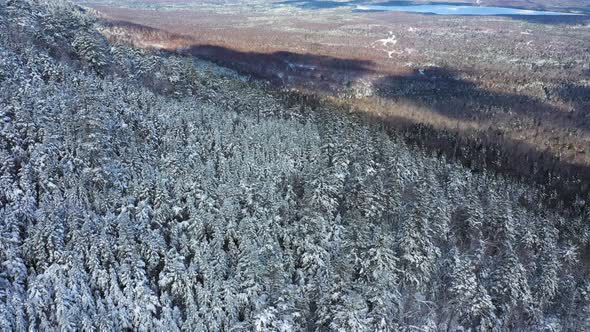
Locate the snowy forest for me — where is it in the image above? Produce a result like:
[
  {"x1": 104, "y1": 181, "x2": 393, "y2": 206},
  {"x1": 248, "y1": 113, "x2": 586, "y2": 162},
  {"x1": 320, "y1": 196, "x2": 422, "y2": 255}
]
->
[{"x1": 1, "y1": 0, "x2": 590, "y2": 331}]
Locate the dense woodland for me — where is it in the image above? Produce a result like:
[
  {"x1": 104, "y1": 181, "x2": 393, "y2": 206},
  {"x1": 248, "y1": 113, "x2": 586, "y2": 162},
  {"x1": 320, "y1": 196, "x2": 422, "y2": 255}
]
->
[{"x1": 1, "y1": 0, "x2": 590, "y2": 331}]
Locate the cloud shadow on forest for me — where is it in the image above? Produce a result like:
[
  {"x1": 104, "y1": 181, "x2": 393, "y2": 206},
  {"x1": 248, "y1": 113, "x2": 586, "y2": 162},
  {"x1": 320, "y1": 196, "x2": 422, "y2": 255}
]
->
[
  {"x1": 178, "y1": 44, "x2": 377, "y2": 90},
  {"x1": 372, "y1": 67, "x2": 590, "y2": 131}
]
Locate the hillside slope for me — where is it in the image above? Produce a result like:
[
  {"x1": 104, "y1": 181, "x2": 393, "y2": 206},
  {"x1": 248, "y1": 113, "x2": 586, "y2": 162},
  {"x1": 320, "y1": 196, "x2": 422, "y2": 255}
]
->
[{"x1": 1, "y1": 1, "x2": 589, "y2": 331}]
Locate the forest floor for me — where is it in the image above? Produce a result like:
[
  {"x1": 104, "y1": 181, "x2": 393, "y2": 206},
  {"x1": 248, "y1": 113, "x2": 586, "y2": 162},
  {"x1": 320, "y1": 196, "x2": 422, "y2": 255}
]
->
[{"x1": 81, "y1": 0, "x2": 590, "y2": 201}]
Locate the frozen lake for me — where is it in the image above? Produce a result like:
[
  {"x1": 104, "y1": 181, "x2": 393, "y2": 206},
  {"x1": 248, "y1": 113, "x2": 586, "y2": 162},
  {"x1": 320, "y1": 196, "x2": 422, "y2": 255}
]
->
[{"x1": 356, "y1": 4, "x2": 581, "y2": 16}]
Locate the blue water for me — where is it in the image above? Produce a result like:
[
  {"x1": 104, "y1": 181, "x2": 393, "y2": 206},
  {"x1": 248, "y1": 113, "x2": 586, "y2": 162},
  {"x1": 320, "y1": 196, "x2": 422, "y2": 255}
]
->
[{"x1": 356, "y1": 4, "x2": 580, "y2": 16}]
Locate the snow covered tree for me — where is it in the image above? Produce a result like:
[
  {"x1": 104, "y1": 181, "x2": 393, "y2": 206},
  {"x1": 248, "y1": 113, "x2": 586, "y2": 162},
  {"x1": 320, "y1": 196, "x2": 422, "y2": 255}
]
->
[{"x1": 0, "y1": 1, "x2": 587, "y2": 330}]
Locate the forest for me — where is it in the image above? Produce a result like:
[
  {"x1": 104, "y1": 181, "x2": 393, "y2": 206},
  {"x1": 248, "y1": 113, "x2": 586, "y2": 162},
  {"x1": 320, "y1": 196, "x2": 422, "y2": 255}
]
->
[{"x1": 1, "y1": 0, "x2": 589, "y2": 331}]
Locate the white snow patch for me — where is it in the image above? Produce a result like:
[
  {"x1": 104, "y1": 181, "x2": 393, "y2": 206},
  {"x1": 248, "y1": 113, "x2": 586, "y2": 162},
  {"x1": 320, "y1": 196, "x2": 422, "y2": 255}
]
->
[
  {"x1": 372, "y1": 32, "x2": 398, "y2": 59},
  {"x1": 287, "y1": 62, "x2": 317, "y2": 71},
  {"x1": 375, "y1": 31, "x2": 397, "y2": 47}
]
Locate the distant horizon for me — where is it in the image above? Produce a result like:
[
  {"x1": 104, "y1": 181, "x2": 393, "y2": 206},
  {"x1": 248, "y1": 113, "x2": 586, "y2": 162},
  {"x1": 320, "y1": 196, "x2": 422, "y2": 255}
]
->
[{"x1": 356, "y1": 3, "x2": 584, "y2": 15}]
